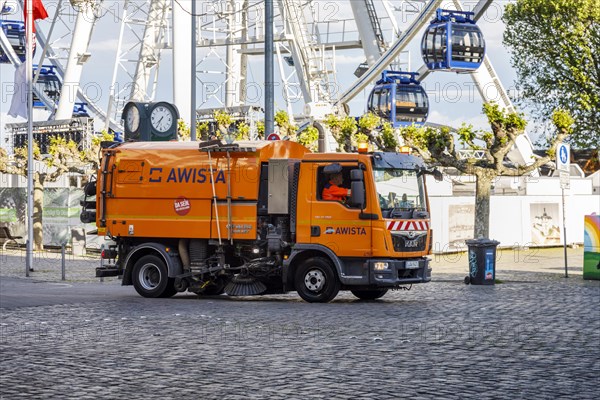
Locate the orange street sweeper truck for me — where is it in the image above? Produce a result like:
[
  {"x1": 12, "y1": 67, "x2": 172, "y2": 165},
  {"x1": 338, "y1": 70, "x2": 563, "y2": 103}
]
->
[{"x1": 81, "y1": 140, "x2": 441, "y2": 302}]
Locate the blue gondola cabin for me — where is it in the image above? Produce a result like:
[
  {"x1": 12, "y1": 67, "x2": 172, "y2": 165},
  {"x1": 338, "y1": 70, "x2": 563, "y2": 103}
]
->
[
  {"x1": 33, "y1": 65, "x2": 61, "y2": 107},
  {"x1": 421, "y1": 9, "x2": 485, "y2": 72},
  {"x1": 0, "y1": 20, "x2": 27, "y2": 63},
  {"x1": 367, "y1": 71, "x2": 429, "y2": 128}
]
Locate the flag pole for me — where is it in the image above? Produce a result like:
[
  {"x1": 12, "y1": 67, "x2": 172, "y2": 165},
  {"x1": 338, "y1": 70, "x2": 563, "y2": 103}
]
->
[{"x1": 26, "y1": 0, "x2": 34, "y2": 276}]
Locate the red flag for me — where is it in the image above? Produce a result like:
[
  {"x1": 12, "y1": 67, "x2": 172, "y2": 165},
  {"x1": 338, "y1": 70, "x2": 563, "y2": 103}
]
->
[{"x1": 23, "y1": 0, "x2": 49, "y2": 33}]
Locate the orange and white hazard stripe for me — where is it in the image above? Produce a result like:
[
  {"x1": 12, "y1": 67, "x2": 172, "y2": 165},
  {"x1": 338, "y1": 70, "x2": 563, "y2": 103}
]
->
[{"x1": 386, "y1": 220, "x2": 429, "y2": 231}]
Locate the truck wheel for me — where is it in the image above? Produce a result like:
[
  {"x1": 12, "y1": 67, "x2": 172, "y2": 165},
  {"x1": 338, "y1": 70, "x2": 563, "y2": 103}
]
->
[
  {"x1": 132, "y1": 255, "x2": 176, "y2": 298},
  {"x1": 295, "y1": 257, "x2": 340, "y2": 303},
  {"x1": 351, "y1": 289, "x2": 388, "y2": 300}
]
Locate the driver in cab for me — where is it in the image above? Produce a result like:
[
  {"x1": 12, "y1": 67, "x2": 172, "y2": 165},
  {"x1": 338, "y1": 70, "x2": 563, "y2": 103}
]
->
[{"x1": 322, "y1": 172, "x2": 351, "y2": 202}]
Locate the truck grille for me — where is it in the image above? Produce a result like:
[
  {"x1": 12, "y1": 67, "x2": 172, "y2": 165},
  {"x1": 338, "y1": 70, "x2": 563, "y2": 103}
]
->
[{"x1": 391, "y1": 234, "x2": 427, "y2": 252}]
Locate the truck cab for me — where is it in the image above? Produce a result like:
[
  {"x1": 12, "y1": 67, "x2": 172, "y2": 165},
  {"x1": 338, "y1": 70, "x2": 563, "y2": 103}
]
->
[{"x1": 287, "y1": 151, "x2": 434, "y2": 302}]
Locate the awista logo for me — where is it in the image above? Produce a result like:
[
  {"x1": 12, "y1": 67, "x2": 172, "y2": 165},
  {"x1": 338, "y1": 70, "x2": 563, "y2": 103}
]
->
[{"x1": 324, "y1": 226, "x2": 367, "y2": 235}]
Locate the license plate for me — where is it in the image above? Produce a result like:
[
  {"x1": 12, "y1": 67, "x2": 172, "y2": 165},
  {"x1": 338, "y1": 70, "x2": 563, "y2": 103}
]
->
[{"x1": 406, "y1": 261, "x2": 419, "y2": 269}]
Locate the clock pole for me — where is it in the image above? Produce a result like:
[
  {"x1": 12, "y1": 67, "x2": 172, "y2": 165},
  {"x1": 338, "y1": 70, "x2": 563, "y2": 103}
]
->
[
  {"x1": 191, "y1": 0, "x2": 197, "y2": 141},
  {"x1": 265, "y1": 0, "x2": 274, "y2": 139}
]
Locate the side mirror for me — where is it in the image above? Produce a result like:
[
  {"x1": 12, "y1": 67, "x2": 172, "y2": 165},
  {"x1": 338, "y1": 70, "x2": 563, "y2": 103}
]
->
[
  {"x1": 350, "y1": 181, "x2": 365, "y2": 209},
  {"x1": 349, "y1": 169, "x2": 365, "y2": 209},
  {"x1": 350, "y1": 169, "x2": 363, "y2": 181}
]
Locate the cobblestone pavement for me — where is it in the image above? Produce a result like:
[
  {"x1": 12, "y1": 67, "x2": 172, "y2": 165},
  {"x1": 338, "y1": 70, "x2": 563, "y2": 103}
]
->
[
  {"x1": 0, "y1": 245, "x2": 587, "y2": 283},
  {"x1": 1, "y1": 247, "x2": 599, "y2": 399}
]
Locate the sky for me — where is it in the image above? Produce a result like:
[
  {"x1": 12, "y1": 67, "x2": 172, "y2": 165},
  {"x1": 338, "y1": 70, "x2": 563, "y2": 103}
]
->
[{"x1": 0, "y1": 0, "x2": 534, "y2": 150}]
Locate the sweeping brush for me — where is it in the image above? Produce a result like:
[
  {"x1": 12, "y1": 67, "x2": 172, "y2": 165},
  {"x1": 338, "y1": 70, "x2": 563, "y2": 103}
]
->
[{"x1": 224, "y1": 274, "x2": 267, "y2": 296}]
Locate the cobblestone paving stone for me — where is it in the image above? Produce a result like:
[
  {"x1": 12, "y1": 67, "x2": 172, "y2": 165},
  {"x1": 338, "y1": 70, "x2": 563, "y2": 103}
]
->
[{"x1": 1, "y1": 248, "x2": 599, "y2": 398}]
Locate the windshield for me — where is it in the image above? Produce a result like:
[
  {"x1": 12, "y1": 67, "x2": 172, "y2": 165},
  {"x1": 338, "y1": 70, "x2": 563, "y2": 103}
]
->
[{"x1": 373, "y1": 169, "x2": 427, "y2": 212}]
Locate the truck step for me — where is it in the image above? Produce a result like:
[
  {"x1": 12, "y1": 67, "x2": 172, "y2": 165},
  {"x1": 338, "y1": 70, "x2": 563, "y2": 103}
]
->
[{"x1": 96, "y1": 268, "x2": 120, "y2": 277}]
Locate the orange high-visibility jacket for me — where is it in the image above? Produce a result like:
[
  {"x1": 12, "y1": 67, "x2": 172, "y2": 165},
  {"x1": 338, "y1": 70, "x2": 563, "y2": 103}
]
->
[{"x1": 322, "y1": 181, "x2": 350, "y2": 201}]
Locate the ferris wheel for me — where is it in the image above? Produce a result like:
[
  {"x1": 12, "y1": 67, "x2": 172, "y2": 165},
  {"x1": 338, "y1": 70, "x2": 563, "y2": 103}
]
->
[{"x1": 0, "y1": 0, "x2": 535, "y2": 166}]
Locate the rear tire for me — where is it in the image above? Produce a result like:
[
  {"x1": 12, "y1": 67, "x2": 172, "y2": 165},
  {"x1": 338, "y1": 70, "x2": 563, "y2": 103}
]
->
[
  {"x1": 351, "y1": 289, "x2": 388, "y2": 300},
  {"x1": 132, "y1": 255, "x2": 176, "y2": 298},
  {"x1": 295, "y1": 257, "x2": 340, "y2": 303}
]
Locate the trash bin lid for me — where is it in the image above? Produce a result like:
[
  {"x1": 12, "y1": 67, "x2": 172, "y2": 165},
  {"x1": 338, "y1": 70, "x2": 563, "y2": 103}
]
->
[{"x1": 465, "y1": 238, "x2": 500, "y2": 247}]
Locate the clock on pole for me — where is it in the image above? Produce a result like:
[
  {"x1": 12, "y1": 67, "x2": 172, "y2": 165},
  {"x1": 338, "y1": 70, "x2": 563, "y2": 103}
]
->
[
  {"x1": 149, "y1": 102, "x2": 179, "y2": 139},
  {"x1": 121, "y1": 101, "x2": 180, "y2": 141},
  {"x1": 121, "y1": 101, "x2": 148, "y2": 141}
]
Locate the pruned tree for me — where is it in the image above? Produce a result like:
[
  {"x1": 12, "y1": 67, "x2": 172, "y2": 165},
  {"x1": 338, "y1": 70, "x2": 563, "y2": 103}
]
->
[
  {"x1": 323, "y1": 114, "x2": 358, "y2": 152},
  {"x1": 256, "y1": 120, "x2": 265, "y2": 139},
  {"x1": 236, "y1": 122, "x2": 250, "y2": 141},
  {"x1": 503, "y1": 0, "x2": 599, "y2": 148},
  {"x1": 177, "y1": 119, "x2": 190, "y2": 141},
  {"x1": 274, "y1": 110, "x2": 298, "y2": 140},
  {"x1": 197, "y1": 121, "x2": 210, "y2": 140},
  {"x1": 177, "y1": 120, "x2": 210, "y2": 141},
  {"x1": 357, "y1": 113, "x2": 382, "y2": 150},
  {"x1": 297, "y1": 125, "x2": 319, "y2": 151},
  {"x1": 213, "y1": 110, "x2": 234, "y2": 138},
  {"x1": 399, "y1": 104, "x2": 572, "y2": 239},
  {"x1": 0, "y1": 132, "x2": 113, "y2": 250},
  {"x1": 325, "y1": 113, "x2": 399, "y2": 152}
]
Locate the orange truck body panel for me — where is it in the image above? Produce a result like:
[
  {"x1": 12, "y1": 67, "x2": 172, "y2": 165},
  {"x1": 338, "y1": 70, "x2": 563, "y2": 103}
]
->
[{"x1": 98, "y1": 141, "x2": 309, "y2": 240}]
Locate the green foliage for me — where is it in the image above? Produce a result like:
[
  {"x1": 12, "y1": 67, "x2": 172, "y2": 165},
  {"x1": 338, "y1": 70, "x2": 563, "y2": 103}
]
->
[
  {"x1": 236, "y1": 122, "x2": 250, "y2": 140},
  {"x1": 274, "y1": 110, "x2": 290, "y2": 127},
  {"x1": 197, "y1": 121, "x2": 209, "y2": 140},
  {"x1": 457, "y1": 124, "x2": 477, "y2": 148},
  {"x1": 340, "y1": 116, "x2": 358, "y2": 136},
  {"x1": 256, "y1": 120, "x2": 265, "y2": 138},
  {"x1": 94, "y1": 130, "x2": 115, "y2": 143},
  {"x1": 47, "y1": 136, "x2": 79, "y2": 167},
  {"x1": 483, "y1": 103, "x2": 527, "y2": 132},
  {"x1": 552, "y1": 109, "x2": 575, "y2": 135},
  {"x1": 380, "y1": 122, "x2": 398, "y2": 151},
  {"x1": 177, "y1": 119, "x2": 190, "y2": 141},
  {"x1": 358, "y1": 113, "x2": 400, "y2": 151},
  {"x1": 357, "y1": 112, "x2": 380, "y2": 133},
  {"x1": 213, "y1": 110, "x2": 233, "y2": 137},
  {"x1": 324, "y1": 114, "x2": 342, "y2": 131},
  {"x1": 355, "y1": 133, "x2": 369, "y2": 144},
  {"x1": 297, "y1": 126, "x2": 319, "y2": 151},
  {"x1": 503, "y1": 0, "x2": 599, "y2": 147},
  {"x1": 323, "y1": 114, "x2": 357, "y2": 152},
  {"x1": 274, "y1": 110, "x2": 298, "y2": 138},
  {"x1": 10, "y1": 142, "x2": 42, "y2": 171},
  {"x1": 0, "y1": 147, "x2": 7, "y2": 172}
]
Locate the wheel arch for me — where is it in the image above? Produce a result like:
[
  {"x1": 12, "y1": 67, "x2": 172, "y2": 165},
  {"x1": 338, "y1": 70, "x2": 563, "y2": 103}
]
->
[
  {"x1": 122, "y1": 243, "x2": 183, "y2": 286},
  {"x1": 283, "y1": 245, "x2": 342, "y2": 290}
]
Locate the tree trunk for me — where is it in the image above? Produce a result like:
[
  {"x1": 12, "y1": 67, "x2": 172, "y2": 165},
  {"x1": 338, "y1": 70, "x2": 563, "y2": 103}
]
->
[
  {"x1": 474, "y1": 173, "x2": 493, "y2": 239},
  {"x1": 33, "y1": 174, "x2": 44, "y2": 251}
]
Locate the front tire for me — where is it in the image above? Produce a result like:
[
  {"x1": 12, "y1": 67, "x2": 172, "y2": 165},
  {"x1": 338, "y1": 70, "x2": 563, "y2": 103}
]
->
[
  {"x1": 351, "y1": 289, "x2": 388, "y2": 300},
  {"x1": 295, "y1": 257, "x2": 340, "y2": 303},
  {"x1": 132, "y1": 255, "x2": 176, "y2": 298}
]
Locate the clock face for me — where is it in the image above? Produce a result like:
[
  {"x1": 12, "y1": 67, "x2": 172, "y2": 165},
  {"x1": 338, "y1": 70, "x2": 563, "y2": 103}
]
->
[
  {"x1": 125, "y1": 105, "x2": 140, "y2": 132},
  {"x1": 150, "y1": 105, "x2": 174, "y2": 133}
]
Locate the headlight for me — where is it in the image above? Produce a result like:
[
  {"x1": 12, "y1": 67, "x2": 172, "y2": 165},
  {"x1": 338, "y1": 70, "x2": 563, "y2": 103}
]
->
[{"x1": 374, "y1": 262, "x2": 389, "y2": 271}]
